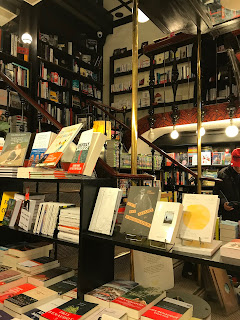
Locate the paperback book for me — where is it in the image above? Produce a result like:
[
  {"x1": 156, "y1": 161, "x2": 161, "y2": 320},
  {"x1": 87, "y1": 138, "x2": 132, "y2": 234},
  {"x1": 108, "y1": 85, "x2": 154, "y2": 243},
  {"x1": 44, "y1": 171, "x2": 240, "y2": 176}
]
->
[
  {"x1": 141, "y1": 297, "x2": 193, "y2": 320},
  {"x1": 0, "y1": 133, "x2": 31, "y2": 167},
  {"x1": 8, "y1": 243, "x2": 53, "y2": 259},
  {"x1": 4, "y1": 286, "x2": 58, "y2": 314},
  {"x1": 148, "y1": 202, "x2": 183, "y2": 244},
  {"x1": 178, "y1": 194, "x2": 220, "y2": 243},
  {"x1": 22, "y1": 298, "x2": 66, "y2": 320},
  {"x1": 37, "y1": 124, "x2": 83, "y2": 167},
  {"x1": 120, "y1": 187, "x2": 161, "y2": 237},
  {"x1": 68, "y1": 130, "x2": 106, "y2": 176},
  {"x1": 110, "y1": 286, "x2": 166, "y2": 319},
  {"x1": 0, "y1": 283, "x2": 36, "y2": 307},
  {"x1": 39, "y1": 299, "x2": 100, "y2": 320},
  {"x1": 29, "y1": 132, "x2": 56, "y2": 167},
  {"x1": 84, "y1": 281, "x2": 138, "y2": 308},
  {"x1": 28, "y1": 266, "x2": 75, "y2": 287},
  {"x1": 48, "y1": 276, "x2": 77, "y2": 296},
  {"x1": 17, "y1": 257, "x2": 60, "y2": 275},
  {"x1": 88, "y1": 188, "x2": 123, "y2": 236}
]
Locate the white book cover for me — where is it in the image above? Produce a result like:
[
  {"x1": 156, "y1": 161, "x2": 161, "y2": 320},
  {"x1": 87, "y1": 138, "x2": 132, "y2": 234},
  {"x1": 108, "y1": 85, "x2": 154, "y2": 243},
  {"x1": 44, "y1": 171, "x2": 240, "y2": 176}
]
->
[
  {"x1": 68, "y1": 129, "x2": 94, "y2": 174},
  {"x1": 37, "y1": 124, "x2": 82, "y2": 167},
  {"x1": 148, "y1": 202, "x2": 183, "y2": 244},
  {"x1": 178, "y1": 194, "x2": 220, "y2": 243},
  {"x1": 89, "y1": 188, "x2": 122, "y2": 236},
  {"x1": 133, "y1": 251, "x2": 174, "y2": 290},
  {"x1": 85, "y1": 307, "x2": 126, "y2": 320},
  {"x1": 29, "y1": 132, "x2": 56, "y2": 167}
]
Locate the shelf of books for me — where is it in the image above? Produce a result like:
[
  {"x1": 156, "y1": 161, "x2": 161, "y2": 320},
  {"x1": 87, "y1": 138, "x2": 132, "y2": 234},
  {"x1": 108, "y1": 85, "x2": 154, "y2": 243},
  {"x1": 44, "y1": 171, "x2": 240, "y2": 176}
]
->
[{"x1": 37, "y1": 32, "x2": 103, "y2": 128}]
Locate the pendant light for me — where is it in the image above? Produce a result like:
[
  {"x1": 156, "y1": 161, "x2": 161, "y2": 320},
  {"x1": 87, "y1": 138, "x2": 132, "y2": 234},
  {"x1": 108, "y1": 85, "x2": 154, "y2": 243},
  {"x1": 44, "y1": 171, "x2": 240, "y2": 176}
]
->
[
  {"x1": 225, "y1": 119, "x2": 239, "y2": 137},
  {"x1": 170, "y1": 126, "x2": 179, "y2": 139}
]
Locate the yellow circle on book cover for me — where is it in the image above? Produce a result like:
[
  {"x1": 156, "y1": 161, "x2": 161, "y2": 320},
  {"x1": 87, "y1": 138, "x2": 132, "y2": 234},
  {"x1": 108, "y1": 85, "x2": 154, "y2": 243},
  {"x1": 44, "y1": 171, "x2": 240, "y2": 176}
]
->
[{"x1": 183, "y1": 204, "x2": 210, "y2": 229}]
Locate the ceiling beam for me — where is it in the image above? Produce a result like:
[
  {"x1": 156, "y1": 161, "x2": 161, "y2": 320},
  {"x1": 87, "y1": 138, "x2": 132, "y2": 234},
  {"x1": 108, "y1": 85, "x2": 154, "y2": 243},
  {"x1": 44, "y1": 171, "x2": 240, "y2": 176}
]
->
[{"x1": 109, "y1": 0, "x2": 132, "y2": 13}]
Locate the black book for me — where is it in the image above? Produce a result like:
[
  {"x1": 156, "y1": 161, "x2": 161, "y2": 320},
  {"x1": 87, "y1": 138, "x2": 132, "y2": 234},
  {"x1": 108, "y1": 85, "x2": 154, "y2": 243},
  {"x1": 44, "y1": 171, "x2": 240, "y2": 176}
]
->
[
  {"x1": 120, "y1": 187, "x2": 160, "y2": 237},
  {"x1": 40, "y1": 299, "x2": 100, "y2": 320}
]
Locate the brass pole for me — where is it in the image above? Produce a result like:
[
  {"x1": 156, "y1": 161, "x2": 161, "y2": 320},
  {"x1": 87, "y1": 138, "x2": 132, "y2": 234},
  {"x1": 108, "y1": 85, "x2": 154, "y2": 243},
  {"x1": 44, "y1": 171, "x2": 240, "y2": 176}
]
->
[
  {"x1": 197, "y1": 28, "x2": 202, "y2": 194},
  {"x1": 131, "y1": 0, "x2": 138, "y2": 175}
]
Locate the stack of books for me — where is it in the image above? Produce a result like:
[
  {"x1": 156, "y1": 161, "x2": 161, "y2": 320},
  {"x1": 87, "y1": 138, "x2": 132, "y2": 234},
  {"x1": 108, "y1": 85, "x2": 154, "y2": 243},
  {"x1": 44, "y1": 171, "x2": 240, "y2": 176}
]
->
[
  {"x1": 57, "y1": 207, "x2": 80, "y2": 243},
  {"x1": 33, "y1": 203, "x2": 75, "y2": 237}
]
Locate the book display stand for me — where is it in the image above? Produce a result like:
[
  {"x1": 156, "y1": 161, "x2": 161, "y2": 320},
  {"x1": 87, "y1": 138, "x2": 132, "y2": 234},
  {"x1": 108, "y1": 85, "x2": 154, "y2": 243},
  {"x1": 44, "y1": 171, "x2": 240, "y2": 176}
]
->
[{"x1": 174, "y1": 236, "x2": 222, "y2": 257}]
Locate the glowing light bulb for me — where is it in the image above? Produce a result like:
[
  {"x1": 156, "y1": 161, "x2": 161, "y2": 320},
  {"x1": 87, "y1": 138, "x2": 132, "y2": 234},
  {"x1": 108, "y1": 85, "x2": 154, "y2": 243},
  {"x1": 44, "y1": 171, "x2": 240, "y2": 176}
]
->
[
  {"x1": 225, "y1": 124, "x2": 238, "y2": 137},
  {"x1": 170, "y1": 129, "x2": 179, "y2": 139},
  {"x1": 21, "y1": 32, "x2": 32, "y2": 44},
  {"x1": 200, "y1": 127, "x2": 205, "y2": 136}
]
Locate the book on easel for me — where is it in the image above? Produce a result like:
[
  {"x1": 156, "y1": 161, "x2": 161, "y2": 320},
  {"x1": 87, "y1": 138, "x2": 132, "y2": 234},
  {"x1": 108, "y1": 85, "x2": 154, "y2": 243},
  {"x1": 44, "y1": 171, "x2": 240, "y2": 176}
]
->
[
  {"x1": 0, "y1": 133, "x2": 31, "y2": 167},
  {"x1": 68, "y1": 129, "x2": 106, "y2": 176},
  {"x1": 37, "y1": 124, "x2": 82, "y2": 168},
  {"x1": 148, "y1": 201, "x2": 183, "y2": 244},
  {"x1": 120, "y1": 187, "x2": 161, "y2": 238}
]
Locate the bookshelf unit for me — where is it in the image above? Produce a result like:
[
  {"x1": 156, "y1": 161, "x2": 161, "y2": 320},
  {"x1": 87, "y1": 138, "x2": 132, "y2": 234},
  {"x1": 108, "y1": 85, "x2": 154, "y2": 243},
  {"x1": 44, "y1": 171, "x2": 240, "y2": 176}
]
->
[
  {"x1": 37, "y1": 32, "x2": 103, "y2": 129},
  {"x1": 1, "y1": 176, "x2": 240, "y2": 298},
  {"x1": 0, "y1": 50, "x2": 32, "y2": 132}
]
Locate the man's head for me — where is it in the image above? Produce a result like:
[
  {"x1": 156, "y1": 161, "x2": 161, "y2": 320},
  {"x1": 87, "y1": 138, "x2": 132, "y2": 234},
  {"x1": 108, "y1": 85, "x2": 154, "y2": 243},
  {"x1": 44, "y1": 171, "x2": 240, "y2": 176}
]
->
[{"x1": 231, "y1": 148, "x2": 240, "y2": 173}]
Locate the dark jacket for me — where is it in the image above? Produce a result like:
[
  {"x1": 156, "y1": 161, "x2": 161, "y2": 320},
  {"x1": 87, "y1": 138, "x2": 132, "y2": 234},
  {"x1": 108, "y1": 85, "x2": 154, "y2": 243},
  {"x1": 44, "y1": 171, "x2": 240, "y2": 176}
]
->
[{"x1": 213, "y1": 165, "x2": 240, "y2": 221}]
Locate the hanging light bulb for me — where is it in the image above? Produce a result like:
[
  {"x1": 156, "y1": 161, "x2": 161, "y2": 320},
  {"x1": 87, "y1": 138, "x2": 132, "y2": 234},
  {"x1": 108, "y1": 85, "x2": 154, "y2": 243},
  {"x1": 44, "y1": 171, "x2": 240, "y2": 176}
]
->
[
  {"x1": 21, "y1": 32, "x2": 32, "y2": 44},
  {"x1": 132, "y1": 8, "x2": 149, "y2": 23},
  {"x1": 200, "y1": 126, "x2": 206, "y2": 136},
  {"x1": 148, "y1": 128, "x2": 155, "y2": 141},
  {"x1": 196, "y1": 126, "x2": 206, "y2": 136},
  {"x1": 170, "y1": 127, "x2": 179, "y2": 139},
  {"x1": 225, "y1": 119, "x2": 239, "y2": 137}
]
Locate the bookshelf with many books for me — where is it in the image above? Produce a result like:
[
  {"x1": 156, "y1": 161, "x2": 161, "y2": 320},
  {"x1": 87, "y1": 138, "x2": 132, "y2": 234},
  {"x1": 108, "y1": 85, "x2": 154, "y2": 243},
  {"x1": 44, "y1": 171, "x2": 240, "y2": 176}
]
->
[{"x1": 37, "y1": 32, "x2": 103, "y2": 129}]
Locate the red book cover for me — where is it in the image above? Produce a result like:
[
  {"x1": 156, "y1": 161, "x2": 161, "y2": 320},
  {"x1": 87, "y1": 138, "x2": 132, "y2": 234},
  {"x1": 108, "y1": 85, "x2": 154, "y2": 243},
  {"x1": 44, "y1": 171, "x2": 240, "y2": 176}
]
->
[
  {"x1": 143, "y1": 305, "x2": 183, "y2": 320},
  {"x1": 112, "y1": 296, "x2": 145, "y2": 311},
  {"x1": 0, "y1": 283, "x2": 35, "y2": 304}
]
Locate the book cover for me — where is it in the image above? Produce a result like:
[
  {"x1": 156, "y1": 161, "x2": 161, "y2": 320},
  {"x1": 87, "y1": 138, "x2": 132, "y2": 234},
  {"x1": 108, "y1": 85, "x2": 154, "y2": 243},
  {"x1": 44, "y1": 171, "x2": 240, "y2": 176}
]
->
[
  {"x1": 178, "y1": 194, "x2": 220, "y2": 243},
  {"x1": 0, "y1": 283, "x2": 36, "y2": 305},
  {"x1": 22, "y1": 298, "x2": 66, "y2": 320},
  {"x1": 68, "y1": 129, "x2": 93, "y2": 174},
  {"x1": 85, "y1": 281, "x2": 138, "y2": 305},
  {"x1": 8, "y1": 242, "x2": 53, "y2": 258},
  {"x1": 148, "y1": 202, "x2": 183, "y2": 244},
  {"x1": 120, "y1": 187, "x2": 160, "y2": 237},
  {"x1": 89, "y1": 188, "x2": 122, "y2": 236},
  {"x1": 48, "y1": 276, "x2": 77, "y2": 295},
  {"x1": 0, "y1": 133, "x2": 31, "y2": 167},
  {"x1": 40, "y1": 299, "x2": 99, "y2": 320},
  {"x1": 17, "y1": 257, "x2": 59, "y2": 274},
  {"x1": 0, "y1": 192, "x2": 17, "y2": 222},
  {"x1": 141, "y1": 297, "x2": 193, "y2": 320},
  {"x1": 4, "y1": 287, "x2": 57, "y2": 313},
  {"x1": 111, "y1": 286, "x2": 166, "y2": 317},
  {"x1": 28, "y1": 267, "x2": 74, "y2": 287},
  {"x1": 2, "y1": 199, "x2": 16, "y2": 226},
  {"x1": 37, "y1": 124, "x2": 83, "y2": 168},
  {"x1": 86, "y1": 307, "x2": 127, "y2": 320},
  {"x1": 29, "y1": 132, "x2": 56, "y2": 167},
  {"x1": 0, "y1": 270, "x2": 21, "y2": 282}
]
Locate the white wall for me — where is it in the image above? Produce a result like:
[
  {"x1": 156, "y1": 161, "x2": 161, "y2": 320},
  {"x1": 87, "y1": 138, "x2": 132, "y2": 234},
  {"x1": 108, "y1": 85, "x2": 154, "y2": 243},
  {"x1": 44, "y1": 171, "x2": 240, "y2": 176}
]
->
[{"x1": 103, "y1": 20, "x2": 164, "y2": 106}]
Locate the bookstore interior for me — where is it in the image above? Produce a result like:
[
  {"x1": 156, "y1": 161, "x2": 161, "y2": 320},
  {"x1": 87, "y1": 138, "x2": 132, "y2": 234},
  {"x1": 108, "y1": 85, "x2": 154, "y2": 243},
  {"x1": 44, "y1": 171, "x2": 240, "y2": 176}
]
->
[{"x1": 0, "y1": 0, "x2": 240, "y2": 320}]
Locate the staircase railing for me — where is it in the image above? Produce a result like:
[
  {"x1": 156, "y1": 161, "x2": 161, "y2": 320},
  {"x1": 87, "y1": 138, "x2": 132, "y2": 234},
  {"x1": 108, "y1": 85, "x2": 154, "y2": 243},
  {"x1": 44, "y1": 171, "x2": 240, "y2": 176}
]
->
[
  {"x1": 0, "y1": 70, "x2": 154, "y2": 180},
  {"x1": 0, "y1": 69, "x2": 220, "y2": 183},
  {"x1": 87, "y1": 99, "x2": 220, "y2": 183}
]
